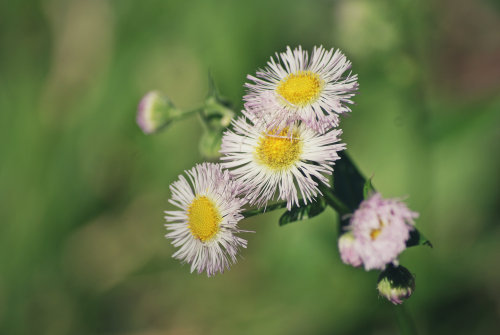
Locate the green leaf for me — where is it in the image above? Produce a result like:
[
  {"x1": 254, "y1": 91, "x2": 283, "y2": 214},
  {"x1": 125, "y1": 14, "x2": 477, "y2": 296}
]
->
[
  {"x1": 363, "y1": 177, "x2": 376, "y2": 199},
  {"x1": 201, "y1": 73, "x2": 235, "y2": 131},
  {"x1": 279, "y1": 198, "x2": 327, "y2": 226},
  {"x1": 241, "y1": 201, "x2": 288, "y2": 218},
  {"x1": 406, "y1": 229, "x2": 433, "y2": 248},
  {"x1": 332, "y1": 151, "x2": 367, "y2": 211},
  {"x1": 207, "y1": 71, "x2": 217, "y2": 97}
]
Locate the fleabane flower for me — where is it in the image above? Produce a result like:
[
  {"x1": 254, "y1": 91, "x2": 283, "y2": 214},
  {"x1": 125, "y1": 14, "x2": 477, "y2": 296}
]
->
[
  {"x1": 164, "y1": 163, "x2": 248, "y2": 276},
  {"x1": 244, "y1": 45, "x2": 358, "y2": 134},
  {"x1": 220, "y1": 111, "x2": 345, "y2": 210},
  {"x1": 340, "y1": 193, "x2": 419, "y2": 271}
]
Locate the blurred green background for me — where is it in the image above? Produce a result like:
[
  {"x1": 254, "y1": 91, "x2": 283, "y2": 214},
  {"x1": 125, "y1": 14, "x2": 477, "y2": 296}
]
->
[{"x1": 1, "y1": 0, "x2": 500, "y2": 334}]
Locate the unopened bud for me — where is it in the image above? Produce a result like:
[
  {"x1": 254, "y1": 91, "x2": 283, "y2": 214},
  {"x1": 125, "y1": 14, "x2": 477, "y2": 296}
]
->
[
  {"x1": 201, "y1": 95, "x2": 235, "y2": 131},
  {"x1": 199, "y1": 129, "x2": 223, "y2": 159},
  {"x1": 137, "y1": 91, "x2": 182, "y2": 134},
  {"x1": 377, "y1": 265, "x2": 415, "y2": 305},
  {"x1": 197, "y1": 93, "x2": 234, "y2": 159}
]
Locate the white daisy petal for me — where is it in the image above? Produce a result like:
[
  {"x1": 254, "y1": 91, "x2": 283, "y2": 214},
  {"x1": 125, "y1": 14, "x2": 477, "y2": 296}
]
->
[
  {"x1": 164, "y1": 163, "x2": 249, "y2": 276},
  {"x1": 244, "y1": 45, "x2": 358, "y2": 134},
  {"x1": 220, "y1": 115, "x2": 345, "y2": 210}
]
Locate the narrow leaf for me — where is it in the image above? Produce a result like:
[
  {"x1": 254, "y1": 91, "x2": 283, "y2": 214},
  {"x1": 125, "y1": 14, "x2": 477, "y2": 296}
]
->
[
  {"x1": 242, "y1": 201, "x2": 287, "y2": 218},
  {"x1": 406, "y1": 229, "x2": 433, "y2": 248},
  {"x1": 332, "y1": 151, "x2": 367, "y2": 211},
  {"x1": 363, "y1": 177, "x2": 376, "y2": 199},
  {"x1": 279, "y1": 198, "x2": 327, "y2": 226}
]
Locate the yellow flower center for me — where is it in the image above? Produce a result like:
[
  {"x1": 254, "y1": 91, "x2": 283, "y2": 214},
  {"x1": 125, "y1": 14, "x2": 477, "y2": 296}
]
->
[
  {"x1": 276, "y1": 71, "x2": 323, "y2": 106},
  {"x1": 370, "y1": 219, "x2": 386, "y2": 240},
  {"x1": 255, "y1": 128, "x2": 302, "y2": 170},
  {"x1": 370, "y1": 228, "x2": 382, "y2": 240},
  {"x1": 187, "y1": 196, "x2": 221, "y2": 242}
]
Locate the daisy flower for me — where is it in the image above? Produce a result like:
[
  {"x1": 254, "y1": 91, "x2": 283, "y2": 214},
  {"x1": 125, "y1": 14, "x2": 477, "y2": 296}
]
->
[
  {"x1": 340, "y1": 193, "x2": 419, "y2": 271},
  {"x1": 244, "y1": 45, "x2": 358, "y2": 133},
  {"x1": 220, "y1": 111, "x2": 345, "y2": 210},
  {"x1": 164, "y1": 163, "x2": 248, "y2": 276}
]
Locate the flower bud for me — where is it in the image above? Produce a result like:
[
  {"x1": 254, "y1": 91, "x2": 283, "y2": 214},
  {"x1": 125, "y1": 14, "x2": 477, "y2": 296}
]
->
[
  {"x1": 199, "y1": 129, "x2": 223, "y2": 159},
  {"x1": 197, "y1": 93, "x2": 234, "y2": 159},
  {"x1": 377, "y1": 265, "x2": 415, "y2": 304},
  {"x1": 137, "y1": 91, "x2": 182, "y2": 134},
  {"x1": 201, "y1": 95, "x2": 235, "y2": 131},
  {"x1": 338, "y1": 232, "x2": 362, "y2": 267}
]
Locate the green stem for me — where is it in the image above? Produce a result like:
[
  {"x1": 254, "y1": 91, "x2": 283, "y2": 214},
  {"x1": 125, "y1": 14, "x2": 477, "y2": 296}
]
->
[
  {"x1": 319, "y1": 184, "x2": 351, "y2": 216},
  {"x1": 172, "y1": 107, "x2": 202, "y2": 121},
  {"x1": 242, "y1": 201, "x2": 288, "y2": 218},
  {"x1": 395, "y1": 305, "x2": 417, "y2": 335}
]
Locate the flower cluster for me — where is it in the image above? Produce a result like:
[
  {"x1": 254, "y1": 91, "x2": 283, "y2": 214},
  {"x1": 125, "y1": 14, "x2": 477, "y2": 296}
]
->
[
  {"x1": 139, "y1": 45, "x2": 422, "y2": 287},
  {"x1": 160, "y1": 45, "x2": 356, "y2": 276}
]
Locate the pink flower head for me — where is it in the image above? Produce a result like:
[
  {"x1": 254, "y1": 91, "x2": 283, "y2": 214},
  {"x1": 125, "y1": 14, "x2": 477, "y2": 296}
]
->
[{"x1": 341, "y1": 193, "x2": 419, "y2": 271}]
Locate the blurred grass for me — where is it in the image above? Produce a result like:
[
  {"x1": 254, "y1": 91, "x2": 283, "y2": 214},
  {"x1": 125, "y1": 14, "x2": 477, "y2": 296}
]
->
[{"x1": 1, "y1": 0, "x2": 500, "y2": 334}]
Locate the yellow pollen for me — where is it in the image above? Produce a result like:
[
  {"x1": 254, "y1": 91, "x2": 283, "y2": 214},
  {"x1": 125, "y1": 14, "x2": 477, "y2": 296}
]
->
[
  {"x1": 370, "y1": 219, "x2": 386, "y2": 240},
  {"x1": 255, "y1": 129, "x2": 302, "y2": 170},
  {"x1": 370, "y1": 228, "x2": 382, "y2": 240},
  {"x1": 277, "y1": 71, "x2": 323, "y2": 106},
  {"x1": 187, "y1": 196, "x2": 221, "y2": 242}
]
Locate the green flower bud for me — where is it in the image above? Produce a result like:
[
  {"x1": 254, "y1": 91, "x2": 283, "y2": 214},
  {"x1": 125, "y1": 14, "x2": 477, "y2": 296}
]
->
[
  {"x1": 199, "y1": 129, "x2": 223, "y2": 159},
  {"x1": 137, "y1": 91, "x2": 182, "y2": 134},
  {"x1": 197, "y1": 80, "x2": 235, "y2": 158},
  {"x1": 377, "y1": 265, "x2": 415, "y2": 304},
  {"x1": 201, "y1": 95, "x2": 235, "y2": 131}
]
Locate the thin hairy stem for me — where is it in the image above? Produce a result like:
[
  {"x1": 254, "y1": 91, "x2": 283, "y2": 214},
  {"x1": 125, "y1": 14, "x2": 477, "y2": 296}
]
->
[{"x1": 395, "y1": 305, "x2": 417, "y2": 335}]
